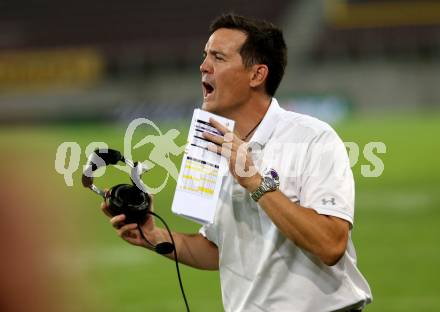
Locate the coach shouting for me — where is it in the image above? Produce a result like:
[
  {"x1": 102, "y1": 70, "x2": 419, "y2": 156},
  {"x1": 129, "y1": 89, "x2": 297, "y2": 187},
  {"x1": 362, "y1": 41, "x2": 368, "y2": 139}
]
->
[{"x1": 104, "y1": 13, "x2": 372, "y2": 312}]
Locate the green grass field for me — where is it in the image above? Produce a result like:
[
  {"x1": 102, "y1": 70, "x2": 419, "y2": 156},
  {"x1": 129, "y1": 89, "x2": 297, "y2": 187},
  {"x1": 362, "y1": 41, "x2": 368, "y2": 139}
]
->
[{"x1": 2, "y1": 113, "x2": 440, "y2": 311}]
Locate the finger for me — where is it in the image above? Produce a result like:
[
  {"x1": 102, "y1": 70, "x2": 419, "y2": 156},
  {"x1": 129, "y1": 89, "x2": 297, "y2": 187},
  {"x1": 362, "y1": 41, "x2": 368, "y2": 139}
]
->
[
  {"x1": 203, "y1": 131, "x2": 237, "y2": 149},
  {"x1": 100, "y1": 201, "x2": 112, "y2": 218},
  {"x1": 110, "y1": 214, "x2": 126, "y2": 229},
  {"x1": 207, "y1": 142, "x2": 221, "y2": 154},
  {"x1": 223, "y1": 132, "x2": 236, "y2": 144},
  {"x1": 209, "y1": 118, "x2": 229, "y2": 135},
  {"x1": 207, "y1": 140, "x2": 232, "y2": 156},
  {"x1": 202, "y1": 131, "x2": 224, "y2": 145},
  {"x1": 124, "y1": 231, "x2": 138, "y2": 239},
  {"x1": 118, "y1": 223, "x2": 138, "y2": 237}
]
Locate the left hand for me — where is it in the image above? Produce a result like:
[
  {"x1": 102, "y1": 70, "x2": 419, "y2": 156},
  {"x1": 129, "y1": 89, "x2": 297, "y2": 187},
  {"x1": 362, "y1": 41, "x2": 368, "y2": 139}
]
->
[{"x1": 202, "y1": 118, "x2": 261, "y2": 192}]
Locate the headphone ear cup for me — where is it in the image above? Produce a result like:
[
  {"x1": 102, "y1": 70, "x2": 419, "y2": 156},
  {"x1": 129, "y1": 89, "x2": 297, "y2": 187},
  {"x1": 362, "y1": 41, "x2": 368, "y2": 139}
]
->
[
  {"x1": 106, "y1": 184, "x2": 127, "y2": 216},
  {"x1": 107, "y1": 184, "x2": 151, "y2": 225}
]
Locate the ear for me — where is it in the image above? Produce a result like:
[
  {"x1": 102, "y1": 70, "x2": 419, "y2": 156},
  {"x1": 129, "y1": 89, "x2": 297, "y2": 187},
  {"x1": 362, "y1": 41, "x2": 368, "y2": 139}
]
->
[{"x1": 249, "y1": 64, "x2": 268, "y2": 89}]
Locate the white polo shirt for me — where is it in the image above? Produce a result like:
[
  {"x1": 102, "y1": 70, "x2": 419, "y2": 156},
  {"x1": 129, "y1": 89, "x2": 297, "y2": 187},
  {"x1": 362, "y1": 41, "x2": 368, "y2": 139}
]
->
[{"x1": 199, "y1": 98, "x2": 372, "y2": 312}]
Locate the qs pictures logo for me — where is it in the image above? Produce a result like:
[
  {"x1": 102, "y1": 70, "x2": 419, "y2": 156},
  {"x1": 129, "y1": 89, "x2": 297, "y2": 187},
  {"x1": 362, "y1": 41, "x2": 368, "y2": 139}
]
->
[{"x1": 54, "y1": 118, "x2": 186, "y2": 194}]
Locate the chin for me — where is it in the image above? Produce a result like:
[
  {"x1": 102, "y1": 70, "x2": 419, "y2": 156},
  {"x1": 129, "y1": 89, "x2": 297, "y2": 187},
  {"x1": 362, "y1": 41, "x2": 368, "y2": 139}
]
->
[{"x1": 201, "y1": 100, "x2": 216, "y2": 113}]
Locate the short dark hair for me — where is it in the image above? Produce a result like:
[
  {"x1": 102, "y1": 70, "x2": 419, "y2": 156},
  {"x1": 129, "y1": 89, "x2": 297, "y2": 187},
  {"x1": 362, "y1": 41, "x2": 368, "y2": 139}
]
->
[{"x1": 210, "y1": 13, "x2": 287, "y2": 97}]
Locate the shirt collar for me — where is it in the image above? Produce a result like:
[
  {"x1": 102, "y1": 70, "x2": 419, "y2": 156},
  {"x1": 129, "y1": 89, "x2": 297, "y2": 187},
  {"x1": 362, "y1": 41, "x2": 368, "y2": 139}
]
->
[{"x1": 248, "y1": 97, "x2": 283, "y2": 147}]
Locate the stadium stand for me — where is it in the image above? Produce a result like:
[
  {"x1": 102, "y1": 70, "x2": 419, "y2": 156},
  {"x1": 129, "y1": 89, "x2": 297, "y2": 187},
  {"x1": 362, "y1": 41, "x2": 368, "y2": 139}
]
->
[{"x1": 0, "y1": 0, "x2": 439, "y2": 123}]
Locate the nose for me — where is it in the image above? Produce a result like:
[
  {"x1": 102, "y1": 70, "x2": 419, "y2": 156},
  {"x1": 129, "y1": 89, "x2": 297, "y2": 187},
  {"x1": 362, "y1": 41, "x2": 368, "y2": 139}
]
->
[{"x1": 200, "y1": 56, "x2": 211, "y2": 74}]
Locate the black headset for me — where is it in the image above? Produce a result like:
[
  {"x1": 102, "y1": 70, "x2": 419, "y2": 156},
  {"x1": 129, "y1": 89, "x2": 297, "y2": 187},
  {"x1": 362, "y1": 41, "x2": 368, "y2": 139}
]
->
[
  {"x1": 82, "y1": 148, "x2": 190, "y2": 311},
  {"x1": 82, "y1": 148, "x2": 174, "y2": 255}
]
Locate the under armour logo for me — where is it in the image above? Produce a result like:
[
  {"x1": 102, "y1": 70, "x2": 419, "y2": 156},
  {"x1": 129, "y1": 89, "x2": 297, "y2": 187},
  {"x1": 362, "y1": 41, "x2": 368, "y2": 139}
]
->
[{"x1": 322, "y1": 197, "x2": 336, "y2": 205}]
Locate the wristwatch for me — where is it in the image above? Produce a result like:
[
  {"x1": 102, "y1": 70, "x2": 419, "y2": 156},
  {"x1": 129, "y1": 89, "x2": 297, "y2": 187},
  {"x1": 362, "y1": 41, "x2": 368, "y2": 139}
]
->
[{"x1": 250, "y1": 168, "x2": 280, "y2": 202}]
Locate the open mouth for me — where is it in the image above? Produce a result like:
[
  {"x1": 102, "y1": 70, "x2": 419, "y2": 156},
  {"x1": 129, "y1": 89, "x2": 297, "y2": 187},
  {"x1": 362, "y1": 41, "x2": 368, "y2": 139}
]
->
[{"x1": 202, "y1": 81, "x2": 215, "y2": 98}]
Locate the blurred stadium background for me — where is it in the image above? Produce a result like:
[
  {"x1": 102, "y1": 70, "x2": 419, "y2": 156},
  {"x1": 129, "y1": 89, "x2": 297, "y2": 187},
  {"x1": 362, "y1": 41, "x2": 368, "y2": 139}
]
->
[{"x1": 1, "y1": 0, "x2": 439, "y2": 311}]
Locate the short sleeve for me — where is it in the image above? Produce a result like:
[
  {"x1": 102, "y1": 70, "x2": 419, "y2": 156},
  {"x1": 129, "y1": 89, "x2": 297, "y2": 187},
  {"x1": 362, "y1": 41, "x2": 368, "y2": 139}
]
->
[
  {"x1": 199, "y1": 222, "x2": 219, "y2": 246},
  {"x1": 299, "y1": 129, "x2": 354, "y2": 225}
]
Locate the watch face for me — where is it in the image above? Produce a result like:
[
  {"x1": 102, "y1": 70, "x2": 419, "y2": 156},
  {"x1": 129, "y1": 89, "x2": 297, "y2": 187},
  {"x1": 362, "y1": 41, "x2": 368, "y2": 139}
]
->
[
  {"x1": 263, "y1": 176, "x2": 277, "y2": 191},
  {"x1": 251, "y1": 168, "x2": 280, "y2": 202},
  {"x1": 263, "y1": 168, "x2": 280, "y2": 190}
]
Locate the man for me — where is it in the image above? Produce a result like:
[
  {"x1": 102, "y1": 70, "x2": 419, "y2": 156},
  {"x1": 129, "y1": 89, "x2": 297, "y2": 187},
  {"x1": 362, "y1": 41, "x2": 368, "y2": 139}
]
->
[{"x1": 103, "y1": 14, "x2": 372, "y2": 311}]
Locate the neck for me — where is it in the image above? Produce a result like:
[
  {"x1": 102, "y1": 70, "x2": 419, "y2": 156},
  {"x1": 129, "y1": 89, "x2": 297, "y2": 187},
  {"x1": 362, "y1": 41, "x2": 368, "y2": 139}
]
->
[{"x1": 226, "y1": 94, "x2": 272, "y2": 141}]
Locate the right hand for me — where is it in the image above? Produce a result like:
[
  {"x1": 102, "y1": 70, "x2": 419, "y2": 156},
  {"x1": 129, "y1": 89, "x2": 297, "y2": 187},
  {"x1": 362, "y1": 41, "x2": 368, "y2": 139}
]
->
[{"x1": 100, "y1": 193, "x2": 161, "y2": 249}]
